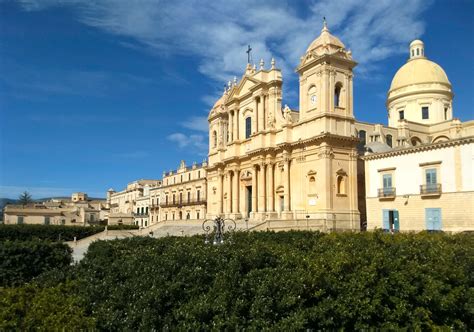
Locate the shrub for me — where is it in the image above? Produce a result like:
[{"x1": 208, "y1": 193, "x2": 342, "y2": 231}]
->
[
  {"x1": 0, "y1": 224, "x2": 105, "y2": 241},
  {"x1": 1, "y1": 231, "x2": 472, "y2": 329},
  {"x1": 0, "y1": 239, "x2": 72, "y2": 286},
  {"x1": 106, "y1": 224, "x2": 139, "y2": 231}
]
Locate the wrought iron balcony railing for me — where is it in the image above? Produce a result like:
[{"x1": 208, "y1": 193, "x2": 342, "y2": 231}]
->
[
  {"x1": 160, "y1": 199, "x2": 207, "y2": 208},
  {"x1": 420, "y1": 184, "x2": 442, "y2": 195},
  {"x1": 378, "y1": 187, "x2": 396, "y2": 199}
]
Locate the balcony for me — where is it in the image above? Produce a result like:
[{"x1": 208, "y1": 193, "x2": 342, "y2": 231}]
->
[
  {"x1": 160, "y1": 199, "x2": 207, "y2": 208},
  {"x1": 420, "y1": 184, "x2": 442, "y2": 196},
  {"x1": 378, "y1": 187, "x2": 396, "y2": 200}
]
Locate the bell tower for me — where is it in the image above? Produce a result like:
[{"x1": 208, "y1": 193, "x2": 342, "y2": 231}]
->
[{"x1": 296, "y1": 20, "x2": 357, "y2": 136}]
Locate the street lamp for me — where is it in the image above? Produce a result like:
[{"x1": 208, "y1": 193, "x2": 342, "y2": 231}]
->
[{"x1": 202, "y1": 216, "x2": 236, "y2": 245}]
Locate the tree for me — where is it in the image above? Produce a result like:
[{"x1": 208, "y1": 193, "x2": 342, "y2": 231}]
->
[{"x1": 18, "y1": 191, "x2": 33, "y2": 206}]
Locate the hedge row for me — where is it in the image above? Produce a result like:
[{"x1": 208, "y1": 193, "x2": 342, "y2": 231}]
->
[
  {"x1": 0, "y1": 224, "x2": 139, "y2": 241},
  {"x1": 1, "y1": 231, "x2": 472, "y2": 330},
  {"x1": 0, "y1": 239, "x2": 72, "y2": 287}
]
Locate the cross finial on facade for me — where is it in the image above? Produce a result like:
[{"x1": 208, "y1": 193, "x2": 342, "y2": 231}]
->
[
  {"x1": 322, "y1": 16, "x2": 328, "y2": 31},
  {"x1": 246, "y1": 45, "x2": 252, "y2": 64}
]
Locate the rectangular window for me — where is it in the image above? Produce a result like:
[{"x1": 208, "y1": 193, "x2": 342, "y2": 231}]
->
[
  {"x1": 422, "y1": 106, "x2": 429, "y2": 119},
  {"x1": 425, "y1": 208, "x2": 442, "y2": 231},
  {"x1": 18, "y1": 216, "x2": 24, "y2": 224},
  {"x1": 425, "y1": 168, "x2": 437, "y2": 187},
  {"x1": 383, "y1": 174, "x2": 392, "y2": 189},
  {"x1": 197, "y1": 211, "x2": 200, "y2": 219},
  {"x1": 245, "y1": 117, "x2": 252, "y2": 139},
  {"x1": 197, "y1": 190, "x2": 200, "y2": 201},
  {"x1": 399, "y1": 110, "x2": 404, "y2": 120},
  {"x1": 386, "y1": 135, "x2": 393, "y2": 148},
  {"x1": 44, "y1": 216, "x2": 50, "y2": 225},
  {"x1": 444, "y1": 108, "x2": 448, "y2": 120}
]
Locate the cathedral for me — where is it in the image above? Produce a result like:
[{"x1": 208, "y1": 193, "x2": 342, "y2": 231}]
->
[{"x1": 206, "y1": 21, "x2": 474, "y2": 231}]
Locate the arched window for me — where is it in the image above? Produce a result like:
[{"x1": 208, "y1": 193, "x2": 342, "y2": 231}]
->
[
  {"x1": 334, "y1": 83, "x2": 342, "y2": 107},
  {"x1": 245, "y1": 117, "x2": 252, "y2": 139},
  {"x1": 186, "y1": 213, "x2": 190, "y2": 220},
  {"x1": 212, "y1": 130, "x2": 217, "y2": 148},
  {"x1": 197, "y1": 211, "x2": 200, "y2": 219},
  {"x1": 165, "y1": 195, "x2": 168, "y2": 204},
  {"x1": 309, "y1": 176, "x2": 316, "y2": 194},
  {"x1": 386, "y1": 134, "x2": 393, "y2": 148},
  {"x1": 337, "y1": 175, "x2": 346, "y2": 195},
  {"x1": 179, "y1": 211, "x2": 182, "y2": 220},
  {"x1": 358, "y1": 130, "x2": 366, "y2": 145},
  {"x1": 308, "y1": 85, "x2": 317, "y2": 107}
]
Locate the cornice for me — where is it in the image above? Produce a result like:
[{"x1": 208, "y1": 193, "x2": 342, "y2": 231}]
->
[{"x1": 362, "y1": 136, "x2": 474, "y2": 160}]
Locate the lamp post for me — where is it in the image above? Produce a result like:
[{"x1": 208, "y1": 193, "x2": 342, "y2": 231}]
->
[{"x1": 202, "y1": 216, "x2": 236, "y2": 245}]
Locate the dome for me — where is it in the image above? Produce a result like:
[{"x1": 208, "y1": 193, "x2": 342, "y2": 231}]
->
[
  {"x1": 389, "y1": 40, "x2": 451, "y2": 91},
  {"x1": 306, "y1": 20, "x2": 345, "y2": 54}
]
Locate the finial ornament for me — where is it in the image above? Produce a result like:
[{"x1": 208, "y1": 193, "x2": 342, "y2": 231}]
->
[
  {"x1": 246, "y1": 45, "x2": 252, "y2": 64},
  {"x1": 233, "y1": 76, "x2": 237, "y2": 86},
  {"x1": 322, "y1": 16, "x2": 328, "y2": 32},
  {"x1": 259, "y1": 58, "x2": 264, "y2": 69},
  {"x1": 271, "y1": 58, "x2": 275, "y2": 69}
]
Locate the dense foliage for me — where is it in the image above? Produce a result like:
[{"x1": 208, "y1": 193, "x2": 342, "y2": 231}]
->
[
  {"x1": 0, "y1": 224, "x2": 138, "y2": 241},
  {"x1": 0, "y1": 239, "x2": 72, "y2": 286},
  {"x1": 1, "y1": 231, "x2": 473, "y2": 330}
]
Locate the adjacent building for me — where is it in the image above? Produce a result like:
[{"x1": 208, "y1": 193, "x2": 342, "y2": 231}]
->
[
  {"x1": 3, "y1": 193, "x2": 108, "y2": 226},
  {"x1": 107, "y1": 179, "x2": 161, "y2": 225},
  {"x1": 160, "y1": 160, "x2": 207, "y2": 222}
]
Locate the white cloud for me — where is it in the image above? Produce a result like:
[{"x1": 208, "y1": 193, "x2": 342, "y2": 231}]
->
[
  {"x1": 167, "y1": 132, "x2": 207, "y2": 154},
  {"x1": 180, "y1": 116, "x2": 209, "y2": 133},
  {"x1": 17, "y1": 0, "x2": 431, "y2": 85}
]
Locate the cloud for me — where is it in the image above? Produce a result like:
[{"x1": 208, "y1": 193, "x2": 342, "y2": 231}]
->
[
  {"x1": 167, "y1": 133, "x2": 207, "y2": 154},
  {"x1": 180, "y1": 116, "x2": 209, "y2": 133},
  {"x1": 17, "y1": 0, "x2": 432, "y2": 86}
]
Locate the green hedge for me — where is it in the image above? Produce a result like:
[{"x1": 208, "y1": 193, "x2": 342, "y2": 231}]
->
[
  {"x1": 0, "y1": 224, "x2": 104, "y2": 241},
  {"x1": 1, "y1": 231, "x2": 473, "y2": 329},
  {"x1": 0, "y1": 224, "x2": 139, "y2": 241},
  {"x1": 0, "y1": 240, "x2": 72, "y2": 287}
]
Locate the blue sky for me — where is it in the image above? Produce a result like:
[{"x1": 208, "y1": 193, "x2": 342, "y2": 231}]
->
[{"x1": 0, "y1": 0, "x2": 473, "y2": 199}]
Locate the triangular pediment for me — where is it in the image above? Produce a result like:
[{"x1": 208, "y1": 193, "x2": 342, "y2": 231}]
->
[{"x1": 229, "y1": 75, "x2": 261, "y2": 99}]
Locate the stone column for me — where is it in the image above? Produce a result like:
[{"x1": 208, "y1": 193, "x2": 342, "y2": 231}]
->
[
  {"x1": 267, "y1": 163, "x2": 275, "y2": 212},
  {"x1": 258, "y1": 163, "x2": 266, "y2": 213},
  {"x1": 330, "y1": 70, "x2": 335, "y2": 111},
  {"x1": 283, "y1": 157, "x2": 291, "y2": 212},
  {"x1": 259, "y1": 95, "x2": 265, "y2": 132},
  {"x1": 229, "y1": 112, "x2": 233, "y2": 142},
  {"x1": 234, "y1": 109, "x2": 239, "y2": 141},
  {"x1": 218, "y1": 170, "x2": 224, "y2": 215},
  {"x1": 254, "y1": 97, "x2": 259, "y2": 133},
  {"x1": 348, "y1": 150, "x2": 358, "y2": 229},
  {"x1": 232, "y1": 169, "x2": 240, "y2": 214},
  {"x1": 226, "y1": 171, "x2": 232, "y2": 214},
  {"x1": 252, "y1": 165, "x2": 258, "y2": 214}
]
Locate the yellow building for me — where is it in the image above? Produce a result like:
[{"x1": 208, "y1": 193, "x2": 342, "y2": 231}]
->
[
  {"x1": 363, "y1": 40, "x2": 474, "y2": 232},
  {"x1": 160, "y1": 160, "x2": 207, "y2": 221},
  {"x1": 3, "y1": 193, "x2": 107, "y2": 226},
  {"x1": 206, "y1": 22, "x2": 360, "y2": 230},
  {"x1": 205, "y1": 21, "x2": 473, "y2": 232}
]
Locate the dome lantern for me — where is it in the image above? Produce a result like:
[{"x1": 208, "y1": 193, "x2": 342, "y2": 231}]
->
[{"x1": 409, "y1": 39, "x2": 425, "y2": 60}]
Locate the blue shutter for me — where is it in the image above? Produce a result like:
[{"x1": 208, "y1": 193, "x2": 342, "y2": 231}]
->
[
  {"x1": 426, "y1": 208, "x2": 442, "y2": 231},
  {"x1": 382, "y1": 210, "x2": 390, "y2": 231},
  {"x1": 393, "y1": 210, "x2": 400, "y2": 231}
]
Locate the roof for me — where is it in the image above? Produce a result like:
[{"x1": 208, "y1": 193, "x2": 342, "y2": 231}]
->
[
  {"x1": 390, "y1": 58, "x2": 450, "y2": 91},
  {"x1": 305, "y1": 22, "x2": 345, "y2": 54}
]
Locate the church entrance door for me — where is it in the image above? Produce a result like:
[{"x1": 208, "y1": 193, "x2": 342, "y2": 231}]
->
[{"x1": 246, "y1": 186, "x2": 252, "y2": 217}]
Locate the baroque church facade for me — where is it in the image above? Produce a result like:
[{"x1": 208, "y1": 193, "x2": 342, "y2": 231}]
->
[{"x1": 205, "y1": 21, "x2": 474, "y2": 231}]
